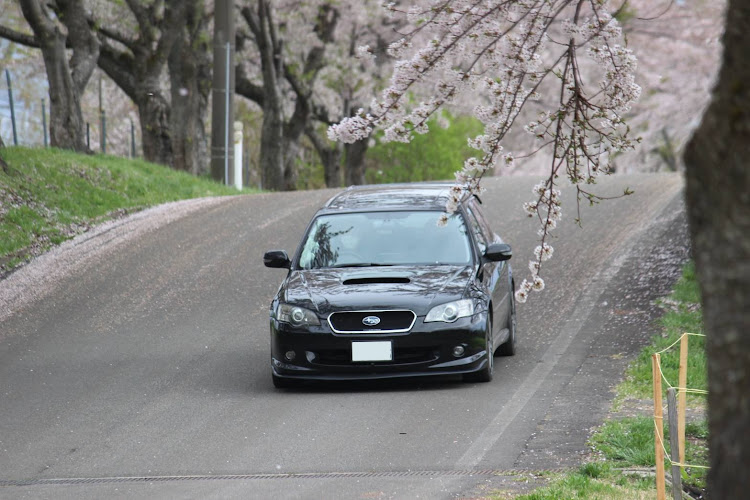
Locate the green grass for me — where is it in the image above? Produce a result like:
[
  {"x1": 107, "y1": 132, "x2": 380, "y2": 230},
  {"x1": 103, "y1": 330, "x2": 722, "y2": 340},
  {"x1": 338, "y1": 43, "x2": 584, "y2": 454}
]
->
[
  {"x1": 619, "y1": 261, "x2": 706, "y2": 401},
  {"x1": 515, "y1": 463, "x2": 653, "y2": 500},
  {"x1": 509, "y1": 262, "x2": 708, "y2": 499},
  {"x1": 0, "y1": 146, "x2": 252, "y2": 274},
  {"x1": 590, "y1": 416, "x2": 657, "y2": 466},
  {"x1": 590, "y1": 415, "x2": 707, "y2": 486},
  {"x1": 670, "y1": 261, "x2": 701, "y2": 304}
]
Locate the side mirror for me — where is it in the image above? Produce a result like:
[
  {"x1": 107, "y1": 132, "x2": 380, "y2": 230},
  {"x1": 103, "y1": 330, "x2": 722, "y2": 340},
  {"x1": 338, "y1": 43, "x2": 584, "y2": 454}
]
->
[
  {"x1": 484, "y1": 243, "x2": 512, "y2": 262},
  {"x1": 263, "y1": 250, "x2": 291, "y2": 269}
]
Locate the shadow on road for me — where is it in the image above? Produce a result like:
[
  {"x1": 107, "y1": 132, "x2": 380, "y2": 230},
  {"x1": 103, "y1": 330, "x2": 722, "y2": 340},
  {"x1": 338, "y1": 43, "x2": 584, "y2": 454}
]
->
[{"x1": 269, "y1": 376, "x2": 469, "y2": 394}]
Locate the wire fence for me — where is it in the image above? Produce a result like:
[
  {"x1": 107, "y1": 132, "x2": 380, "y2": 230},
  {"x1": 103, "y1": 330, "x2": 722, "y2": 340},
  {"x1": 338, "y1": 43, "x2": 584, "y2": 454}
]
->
[
  {"x1": 0, "y1": 69, "x2": 140, "y2": 158},
  {"x1": 652, "y1": 332, "x2": 708, "y2": 500}
]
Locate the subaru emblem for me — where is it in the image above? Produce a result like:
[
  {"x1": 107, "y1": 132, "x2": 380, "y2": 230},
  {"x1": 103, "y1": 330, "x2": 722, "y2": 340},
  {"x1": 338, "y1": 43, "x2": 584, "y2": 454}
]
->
[{"x1": 362, "y1": 315, "x2": 381, "y2": 327}]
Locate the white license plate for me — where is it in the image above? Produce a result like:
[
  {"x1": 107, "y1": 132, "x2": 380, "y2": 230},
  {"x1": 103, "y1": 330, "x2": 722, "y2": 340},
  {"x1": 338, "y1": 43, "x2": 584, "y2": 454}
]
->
[{"x1": 352, "y1": 341, "x2": 392, "y2": 362}]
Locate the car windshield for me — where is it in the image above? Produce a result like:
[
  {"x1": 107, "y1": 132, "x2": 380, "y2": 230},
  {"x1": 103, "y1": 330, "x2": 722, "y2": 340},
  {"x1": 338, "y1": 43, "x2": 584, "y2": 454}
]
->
[{"x1": 297, "y1": 211, "x2": 472, "y2": 269}]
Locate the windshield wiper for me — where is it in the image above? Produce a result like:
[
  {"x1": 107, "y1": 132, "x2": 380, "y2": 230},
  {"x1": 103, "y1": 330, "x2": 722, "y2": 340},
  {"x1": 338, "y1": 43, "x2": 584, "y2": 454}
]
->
[{"x1": 329, "y1": 263, "x2": 395, "y2": 268}]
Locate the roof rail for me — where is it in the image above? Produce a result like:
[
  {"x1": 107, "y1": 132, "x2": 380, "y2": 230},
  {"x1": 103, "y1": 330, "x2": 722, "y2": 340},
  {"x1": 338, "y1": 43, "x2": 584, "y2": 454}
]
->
[{"x1": 323, "y1": 181, "x2": 459, "y2": 208}]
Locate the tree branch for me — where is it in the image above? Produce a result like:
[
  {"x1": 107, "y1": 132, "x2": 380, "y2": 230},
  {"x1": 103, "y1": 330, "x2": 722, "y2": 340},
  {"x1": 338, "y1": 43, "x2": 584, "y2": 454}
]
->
[
  {"x1": 57, "y1": 0, "x2": 100, "y2": 95},
  {"x1": 17, "y1": 0, "x2": 57, "y2": 46},
  {"x1": 152, "y1": 0, "x2": 187, "y2": 71},
  {"x1": 235, "y1": 66, "x2": 266, "y2": 107},
  {"x1": 240, "y1": 5, "x2": 260, "y2": 39},
  {"x1": 124, "y1": 0, "x2": 152, "y2": 39},
  {"x1": 0, "y1": 24, "x2": 39, "y2": 47},
  {"x1": 97, "y1": 39, "x2": 137, "y2": 98},
  {"x1": 94, "y1": 24, "x2": 136, "y2": 51}
]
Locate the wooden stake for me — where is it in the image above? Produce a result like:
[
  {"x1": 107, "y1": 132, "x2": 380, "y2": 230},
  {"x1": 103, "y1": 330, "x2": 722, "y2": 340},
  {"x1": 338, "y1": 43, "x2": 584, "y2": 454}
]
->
[
  {"x1": 653, "y1": 353, "x2": 666, "y2": 500},
  {"x1": 668, "y1": 388, "x2": 683, "y2": 500},
  {"x1": 678, "y1": 334, "x2": 689, "y2": 464}
]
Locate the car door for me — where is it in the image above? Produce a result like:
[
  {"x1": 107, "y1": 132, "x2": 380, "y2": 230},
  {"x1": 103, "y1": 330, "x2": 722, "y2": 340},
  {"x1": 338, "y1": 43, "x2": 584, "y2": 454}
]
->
[{"x1": 466, "y1": 199, "x2": 510, "y2": 340}]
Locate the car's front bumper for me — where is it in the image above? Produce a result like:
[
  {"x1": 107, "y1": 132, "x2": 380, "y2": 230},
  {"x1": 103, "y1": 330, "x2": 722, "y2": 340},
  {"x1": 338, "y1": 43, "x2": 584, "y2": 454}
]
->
[{"x1": 270, "y1": 312, "x2": 490, "y2": 381}]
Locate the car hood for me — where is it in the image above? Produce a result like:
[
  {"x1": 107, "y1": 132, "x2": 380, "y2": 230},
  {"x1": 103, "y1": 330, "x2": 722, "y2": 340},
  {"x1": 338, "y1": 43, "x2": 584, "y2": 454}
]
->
[{"x1": 282, "y1": 265, "x2": 474, "y2": 316}]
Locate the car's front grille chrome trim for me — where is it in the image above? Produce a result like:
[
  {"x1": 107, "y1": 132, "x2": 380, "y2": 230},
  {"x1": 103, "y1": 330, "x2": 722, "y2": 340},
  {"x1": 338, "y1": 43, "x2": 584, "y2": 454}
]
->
[{"x1": 328, "y1": 309, "x2": 417, "y2": 334}]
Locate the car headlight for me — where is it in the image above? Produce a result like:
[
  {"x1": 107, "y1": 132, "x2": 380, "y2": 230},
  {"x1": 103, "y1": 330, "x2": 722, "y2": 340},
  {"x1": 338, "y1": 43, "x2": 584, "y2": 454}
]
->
[
  {"x1": 276, "y1": 303, "x2": 320, "y2": 326},
  {"x1": 424, "y1": 299, "x2": 474, "y2": 323}
]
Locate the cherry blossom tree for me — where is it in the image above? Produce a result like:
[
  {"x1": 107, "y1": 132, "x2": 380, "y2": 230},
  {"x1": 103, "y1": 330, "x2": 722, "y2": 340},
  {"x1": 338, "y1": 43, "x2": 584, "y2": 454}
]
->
[
  {"x1": 235, "y1": 0, "x2": 341, "y2": 190},
  {"x1": 94, "y1": 0, "x2": 188, "y2": 167},
  {"x1": 329, "y1": 0, "x2": 640, "y2": 301},
  {"x1": 0, "y1": 0, "x2": 100, "y2": 152},
  {"x1": 235, "y1": 0, "x2": 397, "y2": 190},
  {"x1": 0, "y1": 0, "x2": 204, "y2": 170},
  {"x1": 168, "y1": 0, "x2": 212, "y2": 175},
  {"x1": 305, "y1": 3, "x2": 401, "y2": 186}
]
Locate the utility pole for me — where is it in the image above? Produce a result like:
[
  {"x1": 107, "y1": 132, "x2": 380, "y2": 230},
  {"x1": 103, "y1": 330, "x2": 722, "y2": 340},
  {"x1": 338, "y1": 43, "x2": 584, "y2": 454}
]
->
[{"x1": 211, "y1": 0, "x2": 235, "y2": 184}]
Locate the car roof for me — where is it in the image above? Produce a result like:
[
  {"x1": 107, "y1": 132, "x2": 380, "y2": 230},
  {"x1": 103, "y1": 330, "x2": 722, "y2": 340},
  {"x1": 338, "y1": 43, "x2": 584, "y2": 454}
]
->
[{"x1": 321, "y1": 183, "x2": 475, "y2": 213}]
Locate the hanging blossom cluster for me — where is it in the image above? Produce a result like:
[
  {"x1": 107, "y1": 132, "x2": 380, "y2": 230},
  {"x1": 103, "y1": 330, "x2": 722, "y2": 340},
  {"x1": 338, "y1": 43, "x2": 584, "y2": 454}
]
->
[
  {"x1": 328, "y1": 0, "x2": 641, "y2": 302},
  {"x1": 517, "y1": 181, "x2": 561, "y2": 302}
]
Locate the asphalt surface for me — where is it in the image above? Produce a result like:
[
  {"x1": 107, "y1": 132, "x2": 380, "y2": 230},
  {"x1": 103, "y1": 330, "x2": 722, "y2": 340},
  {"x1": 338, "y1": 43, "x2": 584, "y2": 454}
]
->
[{"x1": 0, "y1": 174, "x2": 690, "y2": 499}]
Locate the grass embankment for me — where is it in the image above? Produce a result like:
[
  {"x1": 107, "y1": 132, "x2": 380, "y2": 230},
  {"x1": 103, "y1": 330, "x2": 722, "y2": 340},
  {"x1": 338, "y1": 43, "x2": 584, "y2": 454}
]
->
[
  {"x1": 0, "y1": 146, "x2": 249, "y2": 276},
  {"x1": 512, "y1": 262, "x2": 707, "y2": 499}
]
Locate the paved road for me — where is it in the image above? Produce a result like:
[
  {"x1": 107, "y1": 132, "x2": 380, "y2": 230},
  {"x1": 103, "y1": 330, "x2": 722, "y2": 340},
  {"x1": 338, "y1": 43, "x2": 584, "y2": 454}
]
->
[{"x1": 0, "y1": 174, "x2": 689, "y2": 499}]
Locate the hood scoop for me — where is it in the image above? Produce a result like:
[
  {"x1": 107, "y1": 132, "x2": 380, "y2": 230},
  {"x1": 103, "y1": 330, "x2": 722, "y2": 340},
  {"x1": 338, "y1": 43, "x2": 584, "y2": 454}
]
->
[{"x1": 343, "y1": 277, "x2": 411, "y2": 285}]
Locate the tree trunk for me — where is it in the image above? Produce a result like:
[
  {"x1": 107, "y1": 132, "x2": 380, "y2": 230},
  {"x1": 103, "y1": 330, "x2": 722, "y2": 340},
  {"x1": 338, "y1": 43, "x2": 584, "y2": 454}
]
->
[
  {"x1": 238, "y1": 1, "x2": 339, "y2": 191},
  {"x1": 248, "y1": 0, "x2": 286, "y2": 191},
  {"x1": 322, "y1": 147, "x2": 342, "y2": 188},
  {"x1": 59, "y1": 0, "x2": 99, "y2": 97},
  {"x1": 683, "y1": 1, "x2": 750, "y2": 497},
  {"x1": 0, "y1": 134, "x2": 8, "y2": 173},
  {"x1": 129, "y1": 1, "x2": 187, "y2": 168},
  {"x1": 17, "y1": 0, "x2": 98, "y2": 153},
  {"x1": 260, "y1": 104, "x2": 285, "y2": 190},
  {"x1": 281, "y1": 92, "x2": 316, "y2": 191},
  {"x1": 345, "y1": 138, "x2": 369, "y2": 185},
  {"x1": 169, "y1": 0, "x2": 210, "y2": 175},
  {"x1": 306, "y1": 127, "x2": 342, "y2": 188},
  {"x1": 37, "y1": 29, "x2": 86, "y2": 151},
  {"x1": 136, "y1": 80, "x2": 173, "y2": 167},
  {"x1": 96, "y1": 0, "x2": 185, "y2": 168},
  {"x1": 282, "y1": 139, "x2": 301, "y2": 190}
]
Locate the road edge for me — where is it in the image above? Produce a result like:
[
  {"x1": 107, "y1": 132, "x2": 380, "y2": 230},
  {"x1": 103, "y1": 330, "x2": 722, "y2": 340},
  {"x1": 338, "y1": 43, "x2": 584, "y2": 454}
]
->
[{"x1": 0, "y1": 196, "x2": 234, "y2": 325}]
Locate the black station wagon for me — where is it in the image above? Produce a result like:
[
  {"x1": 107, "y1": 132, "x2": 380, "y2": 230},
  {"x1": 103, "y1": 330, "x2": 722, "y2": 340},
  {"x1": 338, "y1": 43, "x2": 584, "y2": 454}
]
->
[{"x1": 263, "y1": 183, "x2": 516, "y2": 388}]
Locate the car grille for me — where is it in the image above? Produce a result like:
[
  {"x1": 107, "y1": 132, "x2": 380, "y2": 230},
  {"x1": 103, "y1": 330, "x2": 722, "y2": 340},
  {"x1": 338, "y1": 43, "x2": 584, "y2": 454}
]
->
[{"x1": 328, "y1": 310, "x2": 416, "y2": 334}]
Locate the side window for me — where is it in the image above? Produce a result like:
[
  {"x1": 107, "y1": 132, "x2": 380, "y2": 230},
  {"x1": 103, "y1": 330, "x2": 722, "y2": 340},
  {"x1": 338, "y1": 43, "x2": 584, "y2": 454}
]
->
[
  {"x1": 298, "y1": 219, "x2": 321, "y2": 269},
  {"x1": 468, "y1": 199, "x2": 495, "y2": 242},
  {"x1": 465, "y1": 206, "x2": 487, "y2": 254}
]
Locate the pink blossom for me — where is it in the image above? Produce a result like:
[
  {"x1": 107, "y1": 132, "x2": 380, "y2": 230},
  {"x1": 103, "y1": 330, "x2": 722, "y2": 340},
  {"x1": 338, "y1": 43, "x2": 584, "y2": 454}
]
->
[{"x1": 326, "y1": 0, "x2": 640, "y2": 302}]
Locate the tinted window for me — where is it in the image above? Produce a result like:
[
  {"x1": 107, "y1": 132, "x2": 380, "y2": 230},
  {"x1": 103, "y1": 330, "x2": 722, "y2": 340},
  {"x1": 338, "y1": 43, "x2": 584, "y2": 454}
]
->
[
  {"x1": 468, "y1": 199, "x2": 494, "y2": 241},
  {"x1": 298, "y1": 211, "x2": 472, "y2": 269},
  {"x1": 465, "y1": 206, "x2": 487, "y2": 254}
]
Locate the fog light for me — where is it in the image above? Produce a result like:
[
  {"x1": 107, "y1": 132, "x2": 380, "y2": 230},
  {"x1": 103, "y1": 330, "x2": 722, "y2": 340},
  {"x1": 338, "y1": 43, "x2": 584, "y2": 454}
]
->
[
  {"x1": 452, "y1": 345, "x2": 465, "y2": 358},
  {"x1": 285, "y1": 350, "x2": 296, "y2": 361}
]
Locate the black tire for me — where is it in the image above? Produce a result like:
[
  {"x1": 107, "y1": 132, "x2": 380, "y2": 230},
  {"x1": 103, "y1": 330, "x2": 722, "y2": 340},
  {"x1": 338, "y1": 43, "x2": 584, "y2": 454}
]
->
[
  {"x1": 272, "y1": 373, "x2": 297, "y2": 389},
  {"x1": 463, "y1": 323, "x2": 494, "y2": 383},
  {"x1": 496, "y1": 280, "x2": 517, "y2": 356}
]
